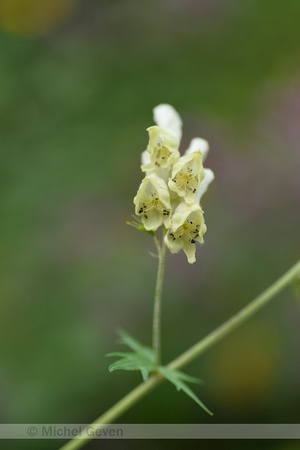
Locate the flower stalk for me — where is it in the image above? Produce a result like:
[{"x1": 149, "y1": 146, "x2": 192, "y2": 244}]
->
[
  {"x1": 60, "y1": 259, "x2": 300, "y2": 450},
  {"x1": 152, "y1": 234, "x2": 167, "y2": 366}
]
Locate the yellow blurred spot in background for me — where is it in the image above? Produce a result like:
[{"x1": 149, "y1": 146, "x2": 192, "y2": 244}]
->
[
  {"x1": 0, "y1": 0, "x2": 74, "y2": 37},
  {"x1": 204, "y1": 322, "x2": 283, "y2": 411}
]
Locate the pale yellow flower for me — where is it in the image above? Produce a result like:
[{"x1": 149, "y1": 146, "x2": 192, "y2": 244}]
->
[
  {"x1": 153, "y1": 103, "x2": 182, "y2": 142},
  {"x1": 141, "y1": 104, "x2": 182, "y2": 173},
  {"x1": 185, "y1": 137, "x2": 209, "y2": 160},
  {"x1": 142, "y1": 126, "x2": 180, "y2": 171},
  {"x1": 133, "y1": 173, "x2": 171, "y2": 231},
  {"x1": 164, "y1": 202, "x2": 207, "y2": 264},
  {"x1": 183, "y1": 137, "x2": 215, "y2": 205},
  {"x1": 168, "y1": 151, "x2": 205, "y2": 204}
]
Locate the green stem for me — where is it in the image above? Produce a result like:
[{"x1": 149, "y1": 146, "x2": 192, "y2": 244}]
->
[
  {"x1": 60, "y1": 376, "x2": 163, "y2": 450},
  {"x1": 152, "y1": 236, "x2": 167, "y2": 366},
  {"x1": 168, "y1": 260, "x2": 300, "y2": 370},
  {"x1": 153, "y1": 232, "x2": 161, "y2": 255},
  {"x1": 60, "y1": 260, "x2": 300, "y2": 450}
]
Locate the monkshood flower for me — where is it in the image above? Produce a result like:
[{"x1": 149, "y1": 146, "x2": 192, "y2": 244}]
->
[
  {"x1": 169, "y1": 134, "x2": 215, "y2": 203},
  {"x1": 184, "y1": 137, "x2": 214, "y2": 204},
  {"x1": 134, "y1": 173, "x2": 171, "y2": 231},
  {"x1": 164, "y1": 202, "x2": 207, "y2": 264},
  {"x1": 141, "y1": 104, "x2": 182, "y2": 173},
  {"x1": 143, "y1": 126, "x2": 179, "y2": 169},
  {"x1": 153, "y1": 103, "x2": 182, "y2": 142},
  {"x1": 165, "y1": 165, "x2": 214, "y2": 263},
  {"x1": 168, "y1": 150, "x2": 205, "y2": 204},
  {"x1": 169, "y1": 136, "x2": 212, "y2": 202},
  {"x1": 185, "y1": 137, "x2": 209, "y2": 160}
]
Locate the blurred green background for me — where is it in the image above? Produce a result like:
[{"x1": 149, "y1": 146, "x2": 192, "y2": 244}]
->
[{"x1": 0, "y1": 0, "x2": 300, "y2": 449}]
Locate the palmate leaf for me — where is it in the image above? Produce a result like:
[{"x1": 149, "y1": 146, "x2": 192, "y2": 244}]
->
[
  {"x1": 107, "y1": 331, "x2": 156, "y2": 382},
  {"x1": 107, "y1": 331, "x2": 213, "y2": 414},
  {"x1": 158, "y1": 367, "x2": 213, "y2": 416},
  {"x1": 108, "y1": 354, "x2": 154, "y2": 382},
  {"x1": 118, "y1": 330, "x2": 155, "y2": 363}
]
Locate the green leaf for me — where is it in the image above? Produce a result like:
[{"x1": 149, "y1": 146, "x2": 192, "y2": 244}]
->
[
  {"x1": 165, "y1": 369, "x2": 204, "y2": 385},
  {"x1": 118, "y1": 330, "x2": 148, "y2": 353},
  {"x1": 118, "y1": 330, "x2": 155, "y2": 363},
  {"x1": 108, "y1": 353, "x2": 155, "y2": 382},
  {"x1": 107, "y1": 331, "x2": 156, "y2": 382},
  {"x1": 158, "y1": 367, "x2": 213, "y2": 416}
]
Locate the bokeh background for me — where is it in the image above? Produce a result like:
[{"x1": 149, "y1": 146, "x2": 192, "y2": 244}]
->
[{"x1": 1, "y1": 1, "x2": 300, "y2": 449}]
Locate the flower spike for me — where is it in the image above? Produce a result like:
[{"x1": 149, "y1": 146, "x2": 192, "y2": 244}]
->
[{"x1": 134, "y1": 103, "x2": 214, "y2": 263}]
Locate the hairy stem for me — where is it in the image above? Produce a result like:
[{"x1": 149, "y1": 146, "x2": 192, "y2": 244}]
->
[{"x1": 60, "y1": 260, "x2": 300, "y2": 450}]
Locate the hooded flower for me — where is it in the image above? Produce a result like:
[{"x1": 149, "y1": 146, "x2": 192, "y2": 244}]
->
[
  {"x1": 164, "y1": 202, "x2": 207, "y2": 264},
  {"x1": 133, "y1": 173, "x2": 171, "y2": 231},
  {"x1": 185, "y1": 137, "x2": 209, "y2": 160},
  {"x1": 182, "y1": 136, "x2": 215, "y2": 206},
  {"x1": 196, "y1": 168, "x2": 215, "y2": 204},
  {"x1": 141, "y1": 104, "x2": 182, "y2": 173},
  {"x1": 153, "y1": 103, "x2": 182, "y2": 142},
  {"x1": 143, "y1": 126, "x2": 180, "y2": 170},
  {"x1": 168, "y1": 151, "x2": 205, "y2": 204}
]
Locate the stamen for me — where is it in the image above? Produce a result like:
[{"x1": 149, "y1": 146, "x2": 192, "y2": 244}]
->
[
  {"x1": 170, "y1": 217, "x2": 201, "y2": 243},
  {"x1": 138, "y1": 193, "x2": 170, "y2": 220},
  {"x1": 173, "y1": 167, "x2": 199, "y2": 194},
  {"x1": 153, "y1": 146, "x2": 171, "y2": 167}
]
